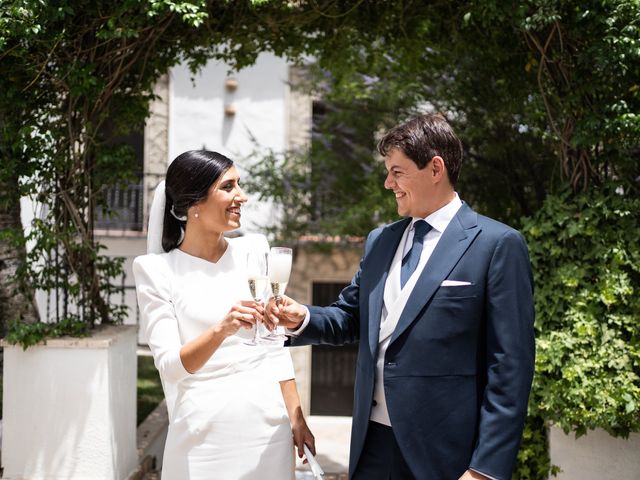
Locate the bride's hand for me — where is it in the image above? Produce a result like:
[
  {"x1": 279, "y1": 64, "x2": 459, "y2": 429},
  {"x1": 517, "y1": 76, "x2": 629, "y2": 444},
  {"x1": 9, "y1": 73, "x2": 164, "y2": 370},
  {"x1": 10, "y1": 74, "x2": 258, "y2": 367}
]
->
[
  {"x1": 291, "y1": 414, "x2": 316, "y2": 464},
  {"x1": 214, "y1": 300, "x2": 262, "y2": 337}
]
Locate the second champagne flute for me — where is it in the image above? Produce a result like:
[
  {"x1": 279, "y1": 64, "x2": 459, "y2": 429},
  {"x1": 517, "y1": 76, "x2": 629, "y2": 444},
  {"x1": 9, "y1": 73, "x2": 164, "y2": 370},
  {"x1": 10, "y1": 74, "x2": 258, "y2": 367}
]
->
[
  {"x1": 244, "y1": 250, "x2": 269, "y2": 345},
  {"x1": 264, "y1": 247, "x2": 292, "y2": 341}
]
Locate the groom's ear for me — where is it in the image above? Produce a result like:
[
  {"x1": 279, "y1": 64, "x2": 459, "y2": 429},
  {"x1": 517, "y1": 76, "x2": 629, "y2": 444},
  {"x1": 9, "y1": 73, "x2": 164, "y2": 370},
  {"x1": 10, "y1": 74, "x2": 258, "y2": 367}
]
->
[{"x1": 430, "y1": 156, "x2": 448, "y2": 183}]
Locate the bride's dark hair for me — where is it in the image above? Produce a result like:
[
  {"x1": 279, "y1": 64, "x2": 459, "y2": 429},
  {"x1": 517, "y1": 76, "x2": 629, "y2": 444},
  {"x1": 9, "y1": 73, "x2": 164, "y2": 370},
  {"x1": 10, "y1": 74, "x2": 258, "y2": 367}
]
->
[{"x1": 162, "y1": 150, "x2": 233, "y2": 252}]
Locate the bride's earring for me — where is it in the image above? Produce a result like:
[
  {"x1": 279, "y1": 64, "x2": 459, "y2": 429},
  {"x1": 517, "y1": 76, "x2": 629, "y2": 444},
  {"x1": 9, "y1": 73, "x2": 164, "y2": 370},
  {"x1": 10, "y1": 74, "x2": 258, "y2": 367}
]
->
[{"x1": 194, "y1": 211, "x2": 199, "y2": 218}]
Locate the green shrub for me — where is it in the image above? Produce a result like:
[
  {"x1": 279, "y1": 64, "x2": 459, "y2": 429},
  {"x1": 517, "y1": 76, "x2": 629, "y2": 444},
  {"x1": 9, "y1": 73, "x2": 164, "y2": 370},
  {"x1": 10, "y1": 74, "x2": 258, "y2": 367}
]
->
[
  {"x1": 6, "y1": 318, "x2": 90, "y2": 350},
  {"x1": 523, "y1": 186, "x2": 640, "y2": 437},
  {"x1": 513, "y1": 185, "x2": 640, "y2": 479},
  {"x1": 137, "y1": 354, "x2": 164, "y2": 426},
  {"x1": 513, "y1": 415, "x2": 558, "y2": 479}
]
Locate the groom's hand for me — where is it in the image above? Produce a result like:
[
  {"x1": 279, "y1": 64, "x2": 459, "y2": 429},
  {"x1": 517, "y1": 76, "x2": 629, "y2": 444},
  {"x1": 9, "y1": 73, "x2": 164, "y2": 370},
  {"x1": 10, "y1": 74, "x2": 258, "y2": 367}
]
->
[{"x1": 265, "y1": 295, "x2": 306, "y2": 331}]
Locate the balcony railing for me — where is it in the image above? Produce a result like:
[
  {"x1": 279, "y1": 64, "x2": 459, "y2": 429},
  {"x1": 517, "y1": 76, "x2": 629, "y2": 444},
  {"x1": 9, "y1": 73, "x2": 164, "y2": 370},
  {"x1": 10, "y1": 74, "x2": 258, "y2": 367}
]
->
[{"x1": 95, "y1": 181, "x2": 144, "y2": 231}]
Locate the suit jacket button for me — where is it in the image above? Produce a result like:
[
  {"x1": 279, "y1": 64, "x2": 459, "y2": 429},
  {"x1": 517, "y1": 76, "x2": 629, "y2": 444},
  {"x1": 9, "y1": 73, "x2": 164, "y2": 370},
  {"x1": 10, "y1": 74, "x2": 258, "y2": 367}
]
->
[
  {"x1": 372, "y1": 400, "x2": 378, "y2": 407},
  {"x1": 386, "y1": 361, "x2": 396, "y2": 366}
]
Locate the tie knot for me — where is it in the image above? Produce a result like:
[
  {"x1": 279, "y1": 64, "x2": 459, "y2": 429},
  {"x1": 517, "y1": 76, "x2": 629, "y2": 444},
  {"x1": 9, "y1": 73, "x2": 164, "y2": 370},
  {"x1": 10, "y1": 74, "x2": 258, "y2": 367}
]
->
[{"x1": 413, "y1": 220, "x2": 431, "y2": 241}]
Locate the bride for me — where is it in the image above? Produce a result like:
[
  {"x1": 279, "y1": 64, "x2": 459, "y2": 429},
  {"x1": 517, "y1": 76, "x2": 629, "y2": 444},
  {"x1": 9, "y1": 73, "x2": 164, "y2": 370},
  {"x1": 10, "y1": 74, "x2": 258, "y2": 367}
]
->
[{"x1": 133, "y1": 150, "x2": 314, "y2": 479}]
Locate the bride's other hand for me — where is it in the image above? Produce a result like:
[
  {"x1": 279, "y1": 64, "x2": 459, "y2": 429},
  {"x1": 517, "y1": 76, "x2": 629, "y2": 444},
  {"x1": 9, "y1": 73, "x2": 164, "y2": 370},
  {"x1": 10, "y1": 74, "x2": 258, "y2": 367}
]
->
[
  {"x1": 179, "y1": 301, "x2": 262, "y2": 374},
  {"x1": 280, "y1": 379, "x2": 316, "y2": 464},
  {"x1": 215, "y1": 300, "x2": 261, "y2": 337},
  {"x1": 291, "y1": 413, "x2": 316, "y2": 464}
]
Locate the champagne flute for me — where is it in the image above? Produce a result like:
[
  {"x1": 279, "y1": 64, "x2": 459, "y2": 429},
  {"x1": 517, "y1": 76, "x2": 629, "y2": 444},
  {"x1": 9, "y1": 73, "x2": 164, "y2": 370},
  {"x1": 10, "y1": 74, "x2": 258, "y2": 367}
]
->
[
  {"x1": 264, "y1": 246, "x2": 292, "y2": 341},
  {"x1": 244, "y1": 250, "x2": 269, "y2": 345}
]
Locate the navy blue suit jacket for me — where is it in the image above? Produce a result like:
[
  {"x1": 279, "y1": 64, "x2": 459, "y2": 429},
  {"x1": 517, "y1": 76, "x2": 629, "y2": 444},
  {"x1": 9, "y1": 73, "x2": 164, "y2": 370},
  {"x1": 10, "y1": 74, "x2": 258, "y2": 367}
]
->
[{"x1": 289, "y1": 203, "x2": 535, "y2": 480}]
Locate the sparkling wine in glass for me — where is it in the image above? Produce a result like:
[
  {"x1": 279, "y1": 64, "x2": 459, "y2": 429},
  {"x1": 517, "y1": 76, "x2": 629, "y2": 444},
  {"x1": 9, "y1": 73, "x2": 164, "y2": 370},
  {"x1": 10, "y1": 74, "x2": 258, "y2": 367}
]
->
[
  {"x1": 264, "y1": 247, "x2": 292, "y2": 341},
  {"x1": 244, "y1": 251, "x2": 269, "y2": 345},
  {"x1": 248, "y1": 275, "x2": 269, "y2": 302}
]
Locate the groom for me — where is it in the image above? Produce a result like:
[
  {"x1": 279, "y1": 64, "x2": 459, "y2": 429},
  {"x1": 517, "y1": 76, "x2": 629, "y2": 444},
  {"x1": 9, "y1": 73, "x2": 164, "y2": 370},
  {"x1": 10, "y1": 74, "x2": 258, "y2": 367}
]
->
[{"x1": 270, "y1": 114, "x2": 535, "y2": 480}]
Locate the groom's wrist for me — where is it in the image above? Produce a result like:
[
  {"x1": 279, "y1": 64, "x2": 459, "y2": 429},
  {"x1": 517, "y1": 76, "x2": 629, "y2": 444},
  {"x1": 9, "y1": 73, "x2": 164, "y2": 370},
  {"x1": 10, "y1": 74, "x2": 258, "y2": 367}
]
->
[{"x1": 287, "y1": 307, "x2": 310, "y2": 336}]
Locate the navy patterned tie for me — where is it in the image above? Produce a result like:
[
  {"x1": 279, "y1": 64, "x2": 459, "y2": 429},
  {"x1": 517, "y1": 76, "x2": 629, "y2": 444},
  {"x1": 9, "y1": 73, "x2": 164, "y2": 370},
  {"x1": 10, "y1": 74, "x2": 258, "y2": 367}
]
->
[{"x1": 400, "y1": 220, "x2": 432, "y2": 288}]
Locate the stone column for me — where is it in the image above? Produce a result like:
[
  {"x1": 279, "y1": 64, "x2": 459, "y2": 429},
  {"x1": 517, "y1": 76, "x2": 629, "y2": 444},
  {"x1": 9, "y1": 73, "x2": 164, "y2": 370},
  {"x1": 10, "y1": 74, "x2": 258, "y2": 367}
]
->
[
  {"x1": 286, "y1": 65, "x2": 313, "y2": 155},
  {"x1": 286, "y1": 65, "x2": 314, "y2": 415},
  {"x1": 143, "y1": 74, "x2": 170, "y2": 230}
]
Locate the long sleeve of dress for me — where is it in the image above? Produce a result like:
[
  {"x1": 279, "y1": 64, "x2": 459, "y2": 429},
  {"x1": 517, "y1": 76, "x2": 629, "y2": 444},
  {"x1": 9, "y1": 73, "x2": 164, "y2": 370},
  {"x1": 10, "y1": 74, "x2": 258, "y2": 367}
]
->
[
  {"x1": 133, "y1": 255, "x2": 191, "y2": 384},
  {"x1": 268, "y1": 346, "x2": 295, "y2": 381}
]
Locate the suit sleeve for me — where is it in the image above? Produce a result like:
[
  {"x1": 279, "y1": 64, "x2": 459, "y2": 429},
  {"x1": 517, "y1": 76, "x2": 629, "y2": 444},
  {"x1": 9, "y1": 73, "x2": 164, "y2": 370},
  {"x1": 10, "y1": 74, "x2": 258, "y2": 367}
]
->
[
  {"x1": 288, "y1": 228, "x2": 382, "y2": 347},
  {"x1": 469, "y1": 230, "x2": 535, "y2": 480},
  {"x1": 287, "y1": 266, "x2": 361, "y2": 346}
]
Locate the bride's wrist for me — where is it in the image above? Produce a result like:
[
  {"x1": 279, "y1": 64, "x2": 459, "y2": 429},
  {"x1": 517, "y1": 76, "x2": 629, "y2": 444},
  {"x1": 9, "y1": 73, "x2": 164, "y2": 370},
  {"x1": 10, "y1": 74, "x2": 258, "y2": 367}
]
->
[
  {"x1": 289, "y1": 407, "x2": 305, "y2": 427},
  {"x1": 211, "y1": 325, "x2": 227, "y2": 339}
]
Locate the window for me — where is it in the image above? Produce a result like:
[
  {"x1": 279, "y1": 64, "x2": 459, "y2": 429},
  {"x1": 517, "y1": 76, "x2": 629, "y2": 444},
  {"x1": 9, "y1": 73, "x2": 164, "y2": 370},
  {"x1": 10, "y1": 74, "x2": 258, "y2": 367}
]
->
[{"x1": 94, "y1": 127, "x2": 144, "y2": 231}]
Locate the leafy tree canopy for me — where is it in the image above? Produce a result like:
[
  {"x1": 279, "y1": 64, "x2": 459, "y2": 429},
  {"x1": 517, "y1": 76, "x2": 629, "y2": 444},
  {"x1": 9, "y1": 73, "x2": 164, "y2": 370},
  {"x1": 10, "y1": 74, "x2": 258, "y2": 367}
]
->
[
  {"x1": 246, "y1": 0, "x2": 640, "y2": 240},
  {"x1": 0, "y1": 0, "x2": 431, "y2": 332}
]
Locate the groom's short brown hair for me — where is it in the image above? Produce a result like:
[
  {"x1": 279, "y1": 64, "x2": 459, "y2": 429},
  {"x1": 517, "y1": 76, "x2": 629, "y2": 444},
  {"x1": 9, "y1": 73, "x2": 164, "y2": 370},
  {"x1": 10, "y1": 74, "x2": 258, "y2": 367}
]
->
[{"x1": 377, "y1": 113, "x2": 463, "y2": 186}]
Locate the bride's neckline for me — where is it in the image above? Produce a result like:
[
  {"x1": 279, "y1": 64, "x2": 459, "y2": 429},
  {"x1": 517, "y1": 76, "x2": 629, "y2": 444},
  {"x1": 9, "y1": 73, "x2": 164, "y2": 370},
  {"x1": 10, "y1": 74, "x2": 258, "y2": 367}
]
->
[{"x1": 175, "y1": 240, "x2": 230, "y2": 265}]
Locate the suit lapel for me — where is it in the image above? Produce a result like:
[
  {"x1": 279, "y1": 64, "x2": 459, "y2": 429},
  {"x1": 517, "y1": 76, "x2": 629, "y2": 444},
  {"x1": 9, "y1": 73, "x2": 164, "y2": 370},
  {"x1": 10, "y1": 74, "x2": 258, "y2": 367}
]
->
[
  {"x1": 367, "y1": 218, "x2": 411, "y2": 358},
  {"x1": 390, "y1": 204, "x2": 480, "y2": 344}
]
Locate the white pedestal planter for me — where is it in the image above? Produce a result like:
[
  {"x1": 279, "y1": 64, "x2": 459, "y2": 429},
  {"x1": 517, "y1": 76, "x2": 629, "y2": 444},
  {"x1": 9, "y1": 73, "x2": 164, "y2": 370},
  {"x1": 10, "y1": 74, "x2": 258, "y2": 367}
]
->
[
  {"x1": 549, "y1": 425, "x2": 640, "y2": 480},
  {"x1": 1, "y1": 325, "x2": 137, "y2": 480}
]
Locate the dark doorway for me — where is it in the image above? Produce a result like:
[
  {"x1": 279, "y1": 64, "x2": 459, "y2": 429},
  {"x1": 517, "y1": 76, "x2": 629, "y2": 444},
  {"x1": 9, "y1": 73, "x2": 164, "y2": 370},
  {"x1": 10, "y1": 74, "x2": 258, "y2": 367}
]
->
[{"x1": 310, "y1": 281, "x2": 358, "y2": 416}]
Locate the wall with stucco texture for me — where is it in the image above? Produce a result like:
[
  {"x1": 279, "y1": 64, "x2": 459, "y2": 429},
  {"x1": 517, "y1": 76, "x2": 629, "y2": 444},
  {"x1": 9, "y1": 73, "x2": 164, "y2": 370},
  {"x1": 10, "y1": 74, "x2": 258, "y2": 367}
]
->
[
  {"x1": 1, "y1": 326, "x2": 137, "y2": 479},
  {"x1": 169, "y1": 52, "x2": 289, "y2": 233},
  {"x1": 550, "y1": 426, "x2": 640, "y2": 480}
]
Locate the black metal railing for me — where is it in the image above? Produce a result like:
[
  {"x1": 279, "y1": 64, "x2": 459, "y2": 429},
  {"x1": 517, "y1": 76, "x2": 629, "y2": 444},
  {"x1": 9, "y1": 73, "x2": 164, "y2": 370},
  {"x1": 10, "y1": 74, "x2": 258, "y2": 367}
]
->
[
  {"x1": 42, "y1": 268, "x2": 139, "y2": 326},
  {"x1": 95, "y1": 181, "x2": 144, "y2": 231}
]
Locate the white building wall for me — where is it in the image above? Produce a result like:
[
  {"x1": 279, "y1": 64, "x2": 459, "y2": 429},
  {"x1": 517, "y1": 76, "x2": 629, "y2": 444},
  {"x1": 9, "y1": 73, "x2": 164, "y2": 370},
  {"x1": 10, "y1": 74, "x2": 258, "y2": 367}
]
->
[
  {"x1": 169, "y1": 52, "x2": 290, "y2": 232},
  {"x1": 550, "y1": 426, "x2": 640, "y2": 479}
]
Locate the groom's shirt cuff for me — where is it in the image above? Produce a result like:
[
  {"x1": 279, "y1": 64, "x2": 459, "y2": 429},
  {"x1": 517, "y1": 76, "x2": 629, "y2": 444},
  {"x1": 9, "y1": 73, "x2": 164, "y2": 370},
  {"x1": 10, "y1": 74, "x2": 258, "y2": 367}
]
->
[
  {"x1": 285, "y1": 306, "x2": 310, "y2": 336},
  {"x1": 470, "y1": 468, "x2": 497, "y2": 480}
]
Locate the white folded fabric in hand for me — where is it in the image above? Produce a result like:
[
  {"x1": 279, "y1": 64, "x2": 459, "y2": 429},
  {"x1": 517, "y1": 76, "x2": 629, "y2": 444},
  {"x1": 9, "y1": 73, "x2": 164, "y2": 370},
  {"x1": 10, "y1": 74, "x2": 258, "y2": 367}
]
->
[{"x1": 303, "y1": 444, "x2": 324, "y2": 479}]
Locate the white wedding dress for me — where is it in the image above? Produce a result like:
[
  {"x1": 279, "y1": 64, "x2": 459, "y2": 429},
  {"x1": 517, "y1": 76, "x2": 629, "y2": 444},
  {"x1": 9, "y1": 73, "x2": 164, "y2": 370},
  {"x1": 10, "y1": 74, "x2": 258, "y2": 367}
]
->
[{"x1": 133, "y1": 234, "x2": 295, "y2": 480}]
